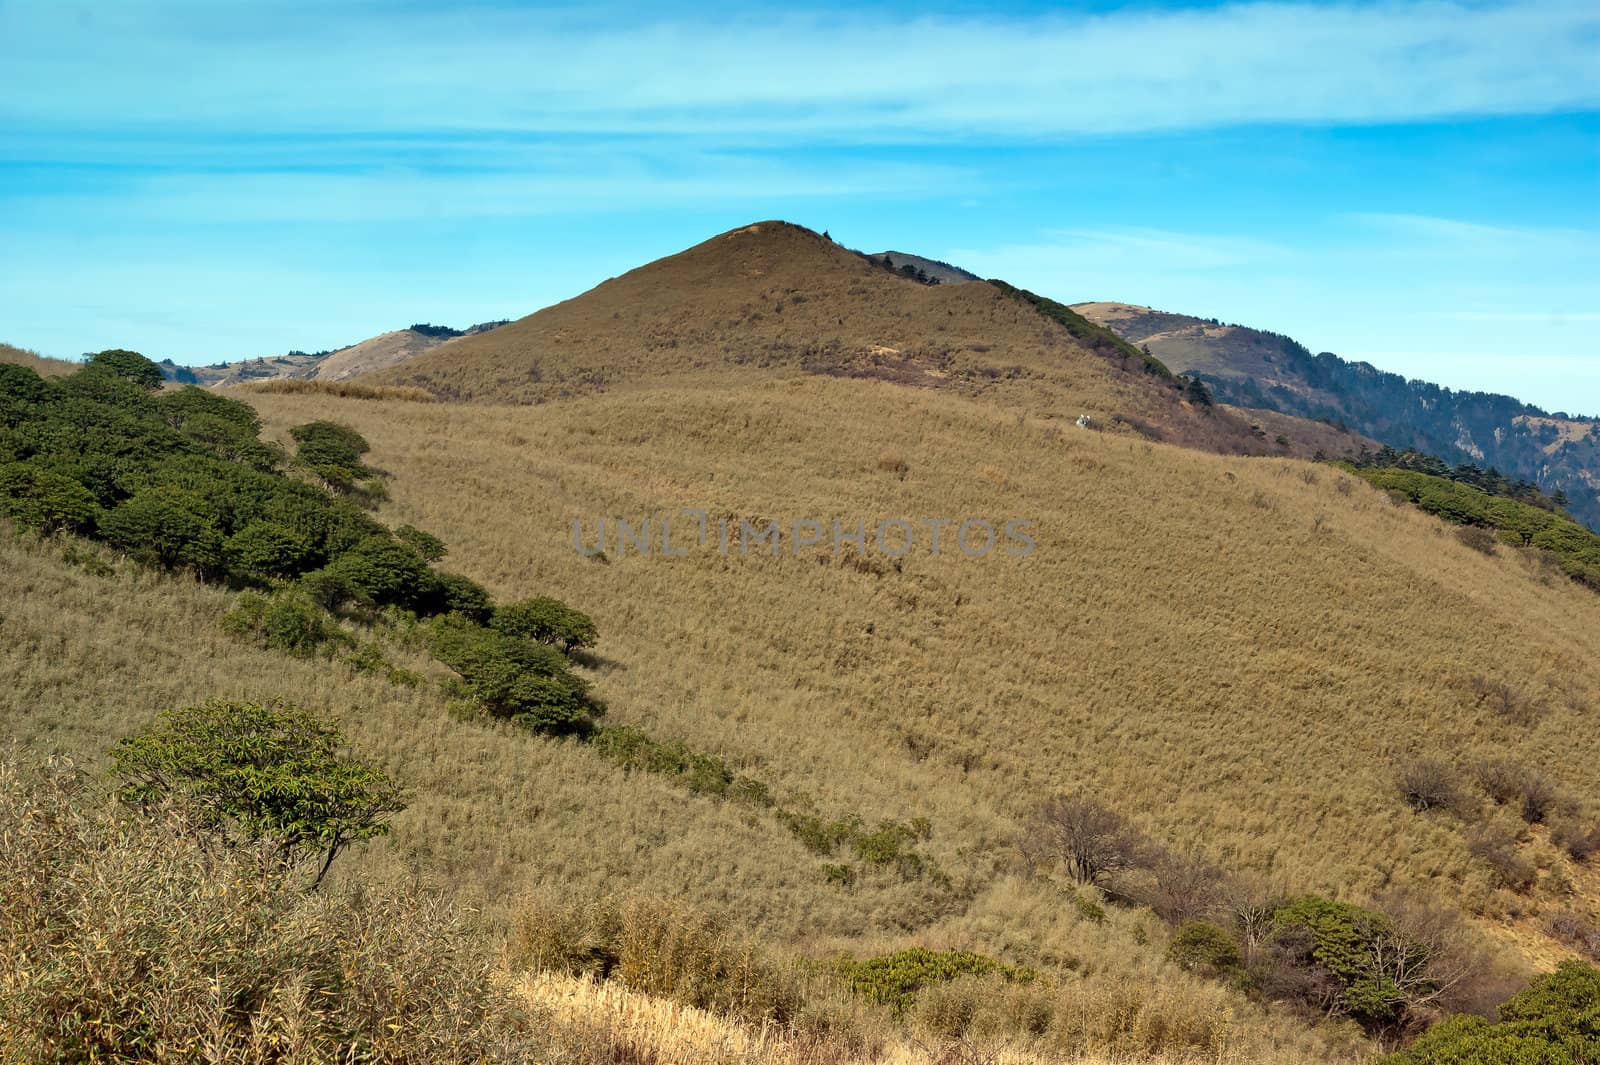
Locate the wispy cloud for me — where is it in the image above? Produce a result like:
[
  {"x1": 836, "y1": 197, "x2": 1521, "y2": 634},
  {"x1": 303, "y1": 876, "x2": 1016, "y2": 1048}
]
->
[
  {"x1": 2, "y1": 0, "x2": 1596, "y2": 143},
  {"x1": 951, "y1": 227, "x2": 1290, "y2": 276},
  {"x1": 3, "y1": 155, "x2": 968, "y2": 223}
]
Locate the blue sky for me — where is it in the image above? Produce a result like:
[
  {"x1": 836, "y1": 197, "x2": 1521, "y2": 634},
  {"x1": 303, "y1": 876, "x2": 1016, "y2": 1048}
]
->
[{"x1": 3, "y1": 0, "x2": 1597, "y2": 413}]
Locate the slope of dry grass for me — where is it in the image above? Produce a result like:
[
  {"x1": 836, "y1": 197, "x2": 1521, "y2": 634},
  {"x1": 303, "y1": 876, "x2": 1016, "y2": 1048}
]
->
[
  {"x1": 8, "y1": 366, "x2": 1599, "y2": 1059},
  {"x1": 360, "y1": 222, "x2": 1359, "y2": 461},
  {"x1": 0, "y1": 342, "x2": 78, "y2": 377},
  {"x1": 242, "y1": 378, "x2": 1600, "y2": 921}
]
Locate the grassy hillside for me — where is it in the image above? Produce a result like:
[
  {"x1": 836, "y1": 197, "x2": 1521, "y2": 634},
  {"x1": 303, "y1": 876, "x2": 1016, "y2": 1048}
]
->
[
  {"x1": 152, "y1": 322, "x2": 509, "y2": 389},
  {"x1": 0, "y1": 342, "x2": 78, "y2": 377},
  {"x1": 7, "y1": 351, "x2": 1600, "y2": 1060},
  {"x1": 1072, "y1": 301, "x2": 1600, "y2": 532},
  {"x1": 361, "y1": 222, "x2": 1365, "y2": 462},
  {"x1": 251, "y1": 379, "x2": 1600, "y2": 951}
]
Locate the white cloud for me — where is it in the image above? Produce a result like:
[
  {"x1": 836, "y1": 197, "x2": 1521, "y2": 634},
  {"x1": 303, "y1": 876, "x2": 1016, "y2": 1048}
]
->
[{"x1": 2, "y1": 0, "x2": 1596, "y2": 140}]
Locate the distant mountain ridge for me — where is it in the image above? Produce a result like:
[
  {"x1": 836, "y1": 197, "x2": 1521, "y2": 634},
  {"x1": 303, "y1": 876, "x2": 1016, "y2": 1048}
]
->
[
  {"x1": 157, "y1": 320, "x2": 509, "y2": 389},
  {"x1": 1073, "y1": 301, "x2": 1600, "y2": 530}
]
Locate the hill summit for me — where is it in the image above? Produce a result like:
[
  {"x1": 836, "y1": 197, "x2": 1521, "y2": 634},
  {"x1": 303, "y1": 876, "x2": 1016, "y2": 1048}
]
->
[{"x1": 365, "y1": 222, "x2": 1362, "y2": 459}]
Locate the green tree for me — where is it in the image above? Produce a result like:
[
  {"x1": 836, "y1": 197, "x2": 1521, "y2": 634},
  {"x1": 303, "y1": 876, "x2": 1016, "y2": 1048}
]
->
[
  {"x1": 1382, "y1": 961, "x2": 1600, "y2": 1064},
  {"x1": 491, "y1": 595, "x2": 599, "y2": 652},
  {"x1": 110, "y1": 699, "x2": 406, "y2": 888},
  {"x1": 98, "y1": 486, "x2": 224, "y2": 573},
  {"x1": 1270, "y1": 896, "x2": 1439, "y2": 1030},
  {"x1": 0, "y1": 462, "x2": 100, "y2": 533},
  {"x1": 83, "y1": 348, "x2": 165, "y2": 390},
  {"x1": 225, "y1": 520, "x2": 314, "y2": 581},
  {"x1": 316, "y1": 534, "x2": 441, "y2": 612},
  {"x1": 396, "y1": 523, "x2": 447, "y2": 562},
  {"x1": 428, "y1": 615, "x2": 602, "y2": 734}
]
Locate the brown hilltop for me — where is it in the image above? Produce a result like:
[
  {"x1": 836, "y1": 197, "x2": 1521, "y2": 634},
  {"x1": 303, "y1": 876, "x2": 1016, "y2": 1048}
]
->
[{"x1": 363, "y1": 221, "x2": 1365, "y2": 459}]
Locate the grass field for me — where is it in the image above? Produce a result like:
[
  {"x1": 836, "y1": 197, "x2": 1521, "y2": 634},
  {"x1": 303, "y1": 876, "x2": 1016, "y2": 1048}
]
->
[{"x1": 6, "y1": 364, "x2": 1598, "y2": 1061}]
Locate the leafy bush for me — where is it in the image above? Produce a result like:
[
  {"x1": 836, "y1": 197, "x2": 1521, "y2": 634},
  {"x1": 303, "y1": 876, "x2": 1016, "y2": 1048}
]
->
[
  {"x1": 427, "y1": 615, "x2": 603, "y2": 735},
  {"x1": 836, "y1": 948, "x2": 1035, "y2": 1015},
  {"x1": 1268, "y1": 895, "x2": 1433, "y2": 1029},
  {"x1": 223, "y1": 589, "x2": 350, "y2": 656},
  {"x1": 315, "y1": 534, "x2": 442, "y2": 613},
  {"x1": 492, "y1": 595, "x2": 599, "y2": 652},
  {"x1": 0, "y1": 461, "x2": 99, "y2": 533},
  {"x1": 396, "y1": 522, "x2": 447, "y2": 562},
  {"x1": 290, "y1": 420, "x2": 373, "y2": 487},
  {"x1": 99, "y1": 485, "x2": 225, "y2": 573},
  {"x1": 1382, "y1": 961, "x2": 1600, "y2": 1064},
  {"x1": 82, "y1": 347, "x2": 166, "y2": 389},
  {"x1": 1168, "y1": 920, "x2": 1244, "y2": 977},
  {"x1": 110, "y1": 699, "x2": 407, "y2": 888},
  {"x1": 224, "y1": 519, "x2": 314, "y2": 581},
  {"x1": 591, "y1": 724, "x2": 762, "y2": 800}
]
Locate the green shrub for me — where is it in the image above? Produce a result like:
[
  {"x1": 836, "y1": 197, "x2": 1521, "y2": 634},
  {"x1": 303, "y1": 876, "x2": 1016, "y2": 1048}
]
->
[
  {"x1": 99, "y1": 486, "x2": 224, "y2": 573},
  {"x1": 396, "y1": 523, "x2": 447, "y2": 562},
  {"x1": 492, "y1": 595, "x2": 599, "y2": 652},
  {"x1": 1382, "y1": 961, "x2": 1600, "y2": 1064},
  {"x1": 224, "y1": 519, "x2": 314, "y2": 581},
  {"x1": 290, "y1": 420, "x2": 372, "y2": 486},
  {"x1": 82, "y1": 347, "x2": 165, "y2": 390},
  {"x1": 0, "y1": 462, "x2": 99, "y2": 533},
  {"x1": 1168, "y1": 920, "x2": 1244, "y2": 975},
  {"x1": 427, "y1": 615, "x2": 602, "y2": 735},
  {"x1": 318, "y1": 534, "x2": 442, "y2": 613},
  {"x1": 1270, "y1": 895, "x2": 1430, "y2": 1027},
  {"x1": 223, "y1": 589, "x2": 349, "y2": 656},
  {"x1": 110, "y1": 699, "x2": 407, "y2": 888},
  {"x1": 836, "y1": 948, "x2": 1035, "y2": 1015}
]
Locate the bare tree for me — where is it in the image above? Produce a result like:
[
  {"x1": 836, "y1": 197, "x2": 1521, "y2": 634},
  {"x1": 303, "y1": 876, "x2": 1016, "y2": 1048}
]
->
[{"x1": 1022, "y1": 794, "x2": 1143, "y2": 886}]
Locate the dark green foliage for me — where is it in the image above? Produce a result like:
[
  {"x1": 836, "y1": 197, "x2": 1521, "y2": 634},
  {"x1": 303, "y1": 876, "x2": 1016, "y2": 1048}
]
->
[
  {"x1": 316, "y1": 534, "x2": 442, "y2": 613},
  {"x1": 837, "y1": 948, "x2": 1035, "y2": 1015},
  {"x1": 592, "y1": 724, "x2": 761, "y2": 799},
  {"x1": 222, "y1": 589, "x2": 349, "y2": 656},
  {"x1": 0, "y1": 462, "x2": 99, "y2": 533},
  {"x1": 82, "y1": 348, "x2": 165, "y2": 390},
  {"x1": 1270, "y1": 895, "x2": 1431, "y2": 1027},
  {"x1": 435, "y1": 571, "x2": 494, "y2": 622},
  {"x1": 1168, "y1": 920, "x2": 1244, "y2": 976},
  {"x1": 1351, "y1": 465, "x2": 1600, "y2": 591},
  {"x1": 99, "y1": 486, "x2": 224, "y2": 573},
  {"x1": 289, "y1": 420, "x2": 382, "y2": 497},
  {"x1": 0, "y1": 357, "x2": 444, "y2": 599},
  {"x1": 491, "y1": 595, "x2": 599, "y2": 652},
  {"x1": 110, "y1": 699, "x2": 407, "y2": 887},
  {"x1": 396, "y1": 523, "x2": 447, "y2": 562},
  {"x1": 1382, "y1": 962, "x2": 1600, "y2": 1065},
  {"x1": 154, "y1": 387, "x2": 279, "y2": 469},
  {"x1": 987, "y1": 279, "x2": 1174, "y2": 379},
  {"x1": 225, "y1": 520, "x2": 314, "y2": 581},
  {"x1": 427, "y1": 615, "x2": 603, "y2": 735}
]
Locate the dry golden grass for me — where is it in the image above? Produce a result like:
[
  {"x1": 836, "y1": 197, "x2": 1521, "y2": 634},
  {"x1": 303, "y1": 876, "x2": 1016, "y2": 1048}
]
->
[
  {"x1": 234, "y1": 377, "x2": 436, "y2": 402},
  {"x1": 516, "y1": 969, "x2": 1365, "y2": 1065},
  {"x1": 241, "y1": 377, "x2": 1600, "y2": 927},
  {"x1": 9, "y1": 358, "x2": 1600, "y2": 1058},
  {"x1": 0, "y1": 342, "x2": 77, "y2": 377},
  {"x1": 359, "y1": 222, "x2": 1358, "y2": 460}
]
